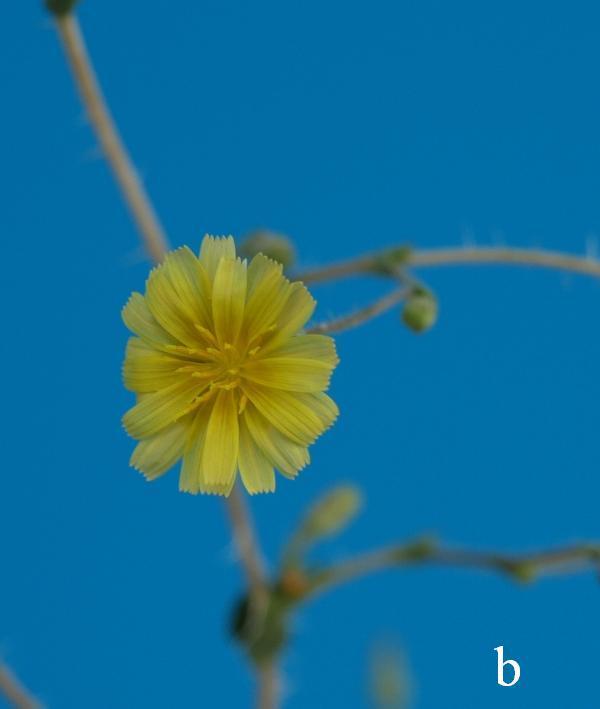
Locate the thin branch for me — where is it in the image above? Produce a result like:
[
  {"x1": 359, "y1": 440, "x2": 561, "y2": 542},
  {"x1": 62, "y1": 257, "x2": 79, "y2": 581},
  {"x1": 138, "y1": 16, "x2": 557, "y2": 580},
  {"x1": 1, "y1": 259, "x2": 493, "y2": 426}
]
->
[
  {"x1": 307, "y1": 286, "x2": 410, "y2": 334},
  {"x1": 307, "y1": 538, "x2": 600, "y2": 596},
  {"x1": 54, "y1": 14, "x2": 168, "y2": 263},
  {"x1": 52, "y1": 12, "x2": 277, "y2": 704},
  {"x1": 226, "y1": 484, "x2": 269, "y2": 602},
  {"x1": 296, "y1": 246, "x2": 600, "y2": 285},
  {"x1": 226, "y1": 488, "x2": 274, "y2": 708},
  {"x1": 256, "y1": 661, "x2": 280, "y2": 709},
  {"x1": 0, "y1": 664, "x2": 41, "y2": 709}
]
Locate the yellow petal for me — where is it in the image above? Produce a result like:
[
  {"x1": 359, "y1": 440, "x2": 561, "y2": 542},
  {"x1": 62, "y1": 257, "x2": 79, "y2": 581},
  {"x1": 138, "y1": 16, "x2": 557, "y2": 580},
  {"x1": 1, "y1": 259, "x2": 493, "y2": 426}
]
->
[
  {"x1": 261, "y1": 282, "x2": 316, "y2": 353},
  {"x1": 179, "y1": 403, "x2": 214, "y2": 494},
  {"x1": 304, "y1": 391, "x2": 340, "y2": 431},
  {"x1": 269, "y1": 333, "x2": 339, "y2": 366},
  {"x1": 122, "y1": 292, "x2": 177, "y2": 348},
  {"x1": 145, "y1": 250, "x2": 211, "y2": 347},
  {"x1": 123, "y1": 337, "x2": 184, "y2": 393},
  {"x1": 199, "y1": 235, "x2": 236, "y2": 281},
  {"x1": 130, "y1": 418, "x2": 188, "y2": 480},
  {"x1": 238, "y1": 416, "x2": 275, "y2": 493},
  {"x1": 123, "y1": 378, "x2": 206, "y2": 439},
  {"x1": 163, "y1": 246, "x2": 212, "y2": 325},
  {"x1": 243, "y1": 358, "x2": 332, "y2": 392},
  {"x1": 244, "y1": 334, "x2": 338, "y2": 392},
  {"x1": 243, "y1": 404, "x2": 309, "y2": 477},
  {"x1": 212, "y1": 257, "x2": 247, "y2": 345},
  {"x1": 202, "y1": 389, "x2": 239, "y2": 492},
  {"x1": 243, "y1": 254, "x2": 293, "y2": 341},
  {"x1": 243, "y1": 383, "x2": 338, "y2": 445},
  {"x1": 246, "y1": 253, "x2": 282, "y2": 298}
]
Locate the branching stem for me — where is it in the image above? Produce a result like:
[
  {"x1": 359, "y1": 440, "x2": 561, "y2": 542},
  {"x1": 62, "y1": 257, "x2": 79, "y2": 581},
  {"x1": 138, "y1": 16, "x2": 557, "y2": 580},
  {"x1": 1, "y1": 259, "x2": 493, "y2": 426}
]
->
[
  {"x1": 308, "y1": 538, "x2": 600, "y2": 596},
  {"x1": 307, "y1": 287, "x2": 410, "y2": 334},
  {"x1": 297, "y1": 246, "x2": 600, "y2": 285}
]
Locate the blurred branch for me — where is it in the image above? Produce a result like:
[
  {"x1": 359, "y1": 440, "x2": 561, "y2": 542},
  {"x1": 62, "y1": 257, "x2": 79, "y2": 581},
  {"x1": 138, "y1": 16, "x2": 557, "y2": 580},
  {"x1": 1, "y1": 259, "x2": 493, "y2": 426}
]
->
[
  {"x1": 0, "y1": 664, "x2": 41, "y2": 709},
  {"x1": 256, "y1": 661, "x2": 280, "y2": 709},
  {"x1": 53, "y1": 13, "x2": 168, "y2": 263},
  {"x1": 52, "y1": 10, "x2": 277, "y2": 707},
  {"x1": 297, "y1": 246, "x2": 600, "y2": 284},
  {"x1": 307, "y1": 287, "x2": 410, "y2": 334},
  {"x1": 307, "y1": 538, "x2": 600, "y2": 595},
  {"x1": 226, "y1": 485, "x2": 269, "y2": 602}
]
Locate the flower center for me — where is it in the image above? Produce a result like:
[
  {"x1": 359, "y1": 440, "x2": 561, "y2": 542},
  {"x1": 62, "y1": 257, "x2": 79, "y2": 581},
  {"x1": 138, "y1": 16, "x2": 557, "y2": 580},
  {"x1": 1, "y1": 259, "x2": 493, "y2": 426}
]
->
[{"x1": 210, "y1": 342, "x2": 244, "y2": 390}]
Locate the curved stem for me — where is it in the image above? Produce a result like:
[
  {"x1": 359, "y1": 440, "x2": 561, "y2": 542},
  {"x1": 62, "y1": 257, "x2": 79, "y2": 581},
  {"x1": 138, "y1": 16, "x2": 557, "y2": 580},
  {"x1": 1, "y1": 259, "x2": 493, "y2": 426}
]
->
[
  {"x1": 297, "y1": 246, "x2": 600, "y2": 285},
  {"x1": 307, "y1": 286, "x2": 410, "y2": 334},
  {"x1": 0, "y1": 664, "x2": 41, "y2": 709},
  {"x1": 53, "y1": 11, "x2": 277, "y2": 707},
  {"x1": 308, "y1": 538, "x2": 600, "y2": 597},
  {"x1": 54, "y1": 14, "x2": 169, "y2": 263}
]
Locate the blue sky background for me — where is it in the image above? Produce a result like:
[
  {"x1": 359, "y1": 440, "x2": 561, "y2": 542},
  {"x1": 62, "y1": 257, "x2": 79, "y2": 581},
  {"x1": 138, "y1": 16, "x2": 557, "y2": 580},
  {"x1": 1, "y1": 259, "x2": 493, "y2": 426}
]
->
[{"x1": 2, "y1": 1, "x2": 600, "y2": 707}]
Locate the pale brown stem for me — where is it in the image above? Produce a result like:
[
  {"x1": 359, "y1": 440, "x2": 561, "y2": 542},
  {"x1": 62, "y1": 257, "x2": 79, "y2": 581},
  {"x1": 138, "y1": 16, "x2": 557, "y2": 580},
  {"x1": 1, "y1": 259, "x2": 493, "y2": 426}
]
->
[
  {"x1": 309, "y1": 539, "x2": 600, "y2": 596},
  {"x1": 53, "y1": 12, "x2": 277, "y2": 707},
  {"x1": 297, "y1": 246, "x2": 600, "y2": 285},
  {"x1": 307, "y1": 286, "x2": 410, "y2": 334},
  {"x1": 226, "y1": 484, "x2": 269, "y2": 602},
  {"x1": 54, "y1": 14, "x2": 169, "y2": 263},
  {"x1": 0, "y1": 664, "x2": 41, "y2": 709},
  {"x1": 256, "y1": 661, "x2": 280, "y2": 709}
]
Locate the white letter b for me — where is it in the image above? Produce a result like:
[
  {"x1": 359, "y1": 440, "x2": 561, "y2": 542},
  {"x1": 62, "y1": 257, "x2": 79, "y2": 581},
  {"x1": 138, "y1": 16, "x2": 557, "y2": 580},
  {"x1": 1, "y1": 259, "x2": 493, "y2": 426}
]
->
[{"x1": 494, "y1": 646, "x2": 521, "y2": 687}]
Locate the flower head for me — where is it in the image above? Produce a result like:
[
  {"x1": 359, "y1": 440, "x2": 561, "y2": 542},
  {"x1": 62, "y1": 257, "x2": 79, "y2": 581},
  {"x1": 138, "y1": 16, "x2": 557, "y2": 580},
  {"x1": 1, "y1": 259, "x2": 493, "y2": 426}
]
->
[{"x1": 122, "y1": 235, "x2": 339, "y2": 495}]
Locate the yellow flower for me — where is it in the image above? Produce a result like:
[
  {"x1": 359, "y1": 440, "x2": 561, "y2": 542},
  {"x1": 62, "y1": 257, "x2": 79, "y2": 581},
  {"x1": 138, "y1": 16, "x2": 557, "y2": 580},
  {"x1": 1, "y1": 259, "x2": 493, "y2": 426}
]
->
[{"x1": 122, "y1": 235, "x2": 339, "y2": 495}]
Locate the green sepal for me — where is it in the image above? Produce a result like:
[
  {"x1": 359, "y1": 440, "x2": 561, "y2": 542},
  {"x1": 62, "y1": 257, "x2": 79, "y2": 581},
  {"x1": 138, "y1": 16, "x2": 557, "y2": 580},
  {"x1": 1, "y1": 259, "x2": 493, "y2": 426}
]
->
[
  {"x1": 45, "y1": 0, "x2": 80, "y2": 16},
  {"x1": 371, "y1": 245, "x2": 413, "y2": 276},
  {"x1": 230, "y1": 590, "x2": 293, "y2": 665}
]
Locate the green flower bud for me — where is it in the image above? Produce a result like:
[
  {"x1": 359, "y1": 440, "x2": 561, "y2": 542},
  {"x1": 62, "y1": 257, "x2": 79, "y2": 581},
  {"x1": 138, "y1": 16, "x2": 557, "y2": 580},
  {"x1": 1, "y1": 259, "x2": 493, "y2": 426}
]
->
[
  {"x1": 370, "y1": 644, "x2": 412, "y2": 709},
  {"x1": 45, "y1": 0, "x2": 80, "y2": 15},
  {"x1": 401, "y1": 290, "x2": 438, "y2": 333},
  {"x1": 301, "y1": 485, "x2": 362, "y2": 541},
  {"x1": 239, "y1": 230, "x2": 296, "y2": 269},
  {"x1": 282, "y1": 485, "x2": 363, "y2": 567}
]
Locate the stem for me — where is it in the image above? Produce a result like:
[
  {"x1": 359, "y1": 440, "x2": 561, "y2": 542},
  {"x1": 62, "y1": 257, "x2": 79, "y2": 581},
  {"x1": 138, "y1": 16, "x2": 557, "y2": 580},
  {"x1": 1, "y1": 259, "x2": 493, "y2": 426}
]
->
[
  {"x1": 297, "y1": 246, "x2": 600, "y2": 285},
  {"x1": 54, "y1": 14, "x2": 169, "y2": 263},
  {"x1": 226, "y1": 484, "x2": 269, "y2": 604},
  {"x1": 53, "y1": 11, "x2": 277, "y2": 706},
  {"x1": 308, "y1": 538, "x2": 600, "y2": 595},
  {"x1": 307, "y1": 287, "x2": 410, "y2": 334},
  {"x1": 256, "y1": 661, "x2": 280, "y2": 709},
  {"x1": 0, "y1": 664, "x2": 41, "y2": 709}
]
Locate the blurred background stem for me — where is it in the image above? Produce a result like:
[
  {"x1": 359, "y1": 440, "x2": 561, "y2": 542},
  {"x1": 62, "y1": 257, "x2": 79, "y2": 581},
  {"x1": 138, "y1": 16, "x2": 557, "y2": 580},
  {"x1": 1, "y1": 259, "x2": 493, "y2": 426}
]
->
[{"x1": 0, "y1": 663, "x2": 41, "y2": 709}]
